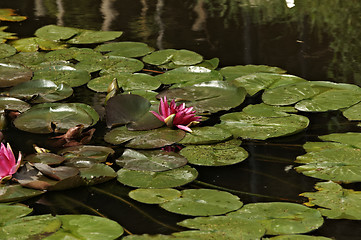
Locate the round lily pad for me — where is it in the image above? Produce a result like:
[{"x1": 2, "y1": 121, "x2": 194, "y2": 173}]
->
[
  {"x1": 218, "y1": 112, "x2": 309, "y2": 140},
  {"x1": 158, "y1": 80, "x2": 246, "y2": 114},
  {"x1": 35, "y1": 25, "x2": 79, "y2": 41},
  {"x1": 0, "y1": 203, "x2": 33, "y2": 224},
  {"x1": 0, "y1": 96, "x2": 30, "y2": 112},
  {"x1": 178, "y1": 126, "x2": 233, "y2": 145},
  {"x1": 96, "y1": 41, "x2": 154, "y2": 58},
  {"x1": 228, "y1": 202, "x2": 324, "y2": 235},
  {"x1": 129, "y1": 188, "x2": 181, "y2": 204},
  {"x1": 268, "y1": 235, "x2": 332, "y2": 240},
  {"x1": 33, "y1": 65, "x2": 91, "y2": 87},
  {"x1": 0, "y1": 185, "x2": 44, "y2": 203},
  {"x1": 142, "y1": 49, "x2": 177, "y2": 65},
  {"x1": 11, "y1": 37, "x2": 68, "y2": 52},
  {"x1": 0, "y1": 63, "x2": 32, "y2": 87},
  {"x1": 220, "y1": 64, "x2": 286, "y2": 81},
  {"x1": 319, "y1": 132, "x2": 361, "y2": 149},
  {"x1": 79, "y1": 164, "x2": 117, "y2": 185},
  {"x1": 66, "y1": 30, "x2": 123, "y2": 44},
  {"x1": 160, "y1": 189, "x2": 243, "y2": 216},
  {"x1": 0, "y1": 43, "x2": 16, "y2": 59},
  {"x1": 44, "y1": 47, "x2": 103, "y2": 62},
  {"x1": 14, "y1": 103, "x2": 99, "y2": 134},
  {"x1": 117, "y1": 165, "x2": 198, "y2": 188},
  {"x1": 300, "y1": 181, "x2": 361, "y2": 220},
  {"x1": 116, "y1": 149, "x2": 188, "y2": 171},
  {"x1": 242, "y1": 103, "x2": 297, "y2": 117},
  {"x1": 4, "y1": 52, "x2": 47, "y2": 70},
  {"x1": 104, "y1": 126, "x2": 186, "y2": 149},
  {"x1": 343, "y1": 102, "x2": 361, "y2": 120},
  {"x1": 171, "y1": 49, "x2": 203, "y2": 66},
  {"x1": 180, "y1": 139, "x2": 248, "y2": 166},
  {"x1": 24, "y1": 153, "x2": 65, "y2": 165}
]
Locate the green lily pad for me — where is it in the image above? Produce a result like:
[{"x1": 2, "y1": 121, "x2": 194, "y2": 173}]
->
[
  {"x1": 3, "y1": 51, "x2": 47, "y2": 70},
  {"x1": 104, "y1": 126, "x2": 186, "y2": 149},
  {"x1": 0, "y1": 203, "x2": 33, "y2": 225},
  {"x1": 45, "y1": 215, "x2": 124, "y2": 240},
  {"x1": 44, "y1": 47, "x2": 103, "y2": 62},
  {"x1": 231, "y1": 73, "x2": 306, "y2": 96},
  {"x1": 300, "y1": 181, "x2": 361, "y2": 220},
  {"x1": 218, "y1": 112, "x2": 309, "y2": 140},
  {"x1": 35, "y1": 25, "x2": 79, "y2": 41},
  {"x1": 0, "y1": 96, "x2": 30, "y2": 112},
  {"x1": 228, "y1": 202, "x2": 324, "y2": 235},
  {"x1": 117, "y1": 165, "x2": 198, "y2": 188},
  {"x1": 319, "y1": 132, "x2": 361, "y2": 149},
  {"x1": 116, "y1": 149, "x2": 188, "y2": 172},
  {"x1": 24, "y1": 152, "x2": 65, "y2": 165},
  {"x1": 0, "y1": 9, "x2": 27, "y2": 22},
  {"x1": 58, "y1": 145, "x2": 115, "y2": 168},
  {"x1": 343, "y1": 102, "x2": 361, "y2": 121},
  {"x1": 79, "y1": 164, "x2": 117, "y2": 185},
  {"x1": 143, "y1": 49, "x2": 203, "y2": 66},
  {"x1": 195, "y1": 57, "x2": 220, "y2": 70},
  {"x1": 14, "y1": 103, "x2": 99, "y2": 134},
  {"x1": 105, "y1": 94, "x2": 151, "y2": 128},
  {"x1": 142, "y1": 49, "x2": 177, "y2": 65},
  {"x1": 220, "y1": 64, "x2": 286, "y2": 81},
  {"x1": 11, "y1": 37, "x2": 68, "y2": 52},
  {"x1": 295, "y1": 146, "x2": 361, "y2": 182},
  {"x1": 0, "y1": 26, "x2": 18, "y2": 43},
  {"x1": 33, "y1": 65, "x2": 91, "y2": 87},
  {"x1": 242, "y1": 103, "x2": 297, "y2": 117},
  {"x1": 9, "y1": 79, "x2": 73, "y2": 103},
  {"x1": 160, "y1": 189, "x2": 243, "y2": 216},
  {"x1": 67, "y1": 30, "x2": 123, "y2": 44},
  {"x1": 267, "y1": 235, "x2": 332, "y2": 240},
  {"x1": 178, "y1": 126, "x2": 233, "y2": 145},
  {"x1": 123, "y1": 234, "x2": 187, "y2": 240},
  {"x1": 155, "y1": 66, "x2": 222, "y2": 86},
  {"x1": 0, "y1": 63, "x2": 33, "y2": 87},
  {"x1": 180, "y1": 139, "x2": 248, "y2": 166},
  {"x1": 0, "y1": 185, "x2": 44, "y2": 203},
  {"x1": 129, "y1": 188, "x2": 181, "y2": 204},
  {"x1": 96, "y1": 41, "x2": 154, "y2": 58},
  {"x1": 158, "y1": 80, "x2": 246, "y2": 114},
  {"x1": 171, "y1": 49, "x2": 203, "y2": 66},
  {"x1": 1, "y1": 214, "x2": 61, "y2": 240},
  {"x1": 0, "y1": 43, "x2": 16, "y2": 59},
  {"x1": 177, "y1": 215, "x2": 266, "y2": 239}
]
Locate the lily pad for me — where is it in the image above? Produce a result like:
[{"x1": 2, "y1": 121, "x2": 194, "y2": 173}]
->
[
  {"x1": 44, "y1": 47, "x2": 103, "y2": 62},
  {"x1": 96, "y1": 41, "x2": 154, "y2": 58},
  {"x1": 177, "y1": 215, "x2": 266, "y2": 239},
  {"x1": 35, "y1": 25, "x2": 79, "y2": 41},
  {"x1": 218, "y1": 112, "x2": 309, "y2": 140},
  {"x1": 143, "y1": 49, "x2": 203, "y2": 66},
  {"x1": 129, "y1": 188, "x2": 181, "y2": 204},
  {"x1": 178, "y1": 126, "x2": 233, "y2": 145},
  {"x1": 295, "y1": 146, "x2": 361, "y2": 182},
  {"x1": 0, "y1": 63, "x2": 33, "y2": 87},
  {"x1": 242, "y1": 103, "x2": 297, "y2": 117},
  {"x1": 117, "y1": 165, "x2": 198, "y2": 188},
  {"x1": 155, "y1": 66, "x2": 222, "y2": 86},
  {"x1": 231, "y1": 73, "x2": 306, "y2": 96},
  {"x1": 45, "y1": 215, "x2": 124, "y2": 240},
  {"x1": 319, "y1": 132, "x2": 361, "y2": 149},
  {"x1": 0, "y1": 26, "x2": 18, "y2": 43},
  {"x1": 142, "y1": 49, "x2": 177, "y2": 65},
  {"x1": 67, "y1": 30, "x2": 123, "y2": 44},
  {"x1": 104, "y1": 126, "x2": 186, "y2": 149},
  {"x1": 116, "y1": 149, "x2": 188, "y2": 172},
  {"x1": 9, "y1": 79, "x2": 73, "y2": 103},
  {"x1": 158, "y1": 80, "x2": 246, "y2": 114},
  {"x1": 0, "y1": 203, "x2": 33, "y2": 225},
  {"x1": 3, "y1": 51, "x2": 47, "y2": 70},
  {"x1": 343, "y1": 102, "x2": 361, "y2": 121},
  {"x1": 11, "y1": 37, "x2": 68, "y2": 52},
  {"x1": 24, "y1": 152, "x2": 65, "y2": 165},
  {"x1": 14, "y1": 103, "x2": 99, "y2": 134},
  {"x1": 33, "y1": 65, "x2": 91, "y2": 87},
  {"x1": 0, "y1": 9, "x2": 27, "y2": 22},
  {"x1": 300, "y1": 181, "x2": 361, "y2": 220},
  {"x1": 0, "y1": 43, "x2": 16, "y2": 59},
  {"x1": 227, "y1": 202, "x2": 324, "y2": 235},
  {"x1": 180, "y1": 139, "x2": 248, "y2": 166},
  {"x1": 0, "y1": 185, "x2": 44, "y2": 203},
  {"x1": 267, "y1": 235, "x2": 332, "y2": 240},
  {"x1": 0, "y1": 96, "x2": 30, "y2": 112},
  {"x1": 220, "y1": 64, "x2": 286, "y2": 81},
  {"x1": 160, "y1": 189, "x2": 243, "y2": 216},
  {"x1": 79, "y1": 164, "x2": 117, "y2": 185}
]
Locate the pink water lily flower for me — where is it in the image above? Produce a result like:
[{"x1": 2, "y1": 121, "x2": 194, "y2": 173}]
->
[
  {"x1": 150, "y1": 96, "x2": 201, "y2": 132},
  {"x1": 0, "y1": 143, "x2": 22, "y2": 183}
]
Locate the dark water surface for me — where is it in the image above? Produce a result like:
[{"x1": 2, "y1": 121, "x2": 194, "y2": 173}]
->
[{"x1": 1, "y1": 0, "x2": 361, "y2": 239}]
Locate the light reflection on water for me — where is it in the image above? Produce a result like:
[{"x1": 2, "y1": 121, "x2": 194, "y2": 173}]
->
[{"x1": 1, "y1": 0, "x2": 361, "y2": 238}]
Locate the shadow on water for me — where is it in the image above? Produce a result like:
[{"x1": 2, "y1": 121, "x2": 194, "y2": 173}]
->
[{"x1": 1, "y1": 0, "x2": 361, "y2": 239}]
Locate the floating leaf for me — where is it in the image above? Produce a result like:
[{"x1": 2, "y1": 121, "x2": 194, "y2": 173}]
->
[
  {"x1": 267, "y1": 235, "x2": 332, "y2": 240},
  {"x1": 25, "y1": 152, "x2": 65, "y2": 165},
  {"x1": 96, "y1": 41, "x2": 154, "y2": 58},
  {"x1": 160, "y1": 189, "x2": 243, "y2": 216},
  {"x1": 34, "y1": 25, "x2": 79, "y2": 41},
  {"x1": 129, "y1": 188, "x2": 181, "y2": 204},
  {"x1": 104, "y1": 126, "x2": 186, "y2": 149},
  {"x1": 67, "y1": 30, "x2": 123, "y2": 44},
  {"x1": 0, "y1": 43, "x2": 16, "y2": 59},
  {"x1": 33, "y1": 65, "x2": 91, "y2": 87},
  {"x1": 117, "y1": 165, "x2": 198, "y2": 188},
  {"x1": 116, "y1": 149, "x2": 188, "y2": 171},
  {"x1": 242, "y1": 103, "x2": 297, "y2": 117},
  {"x1": 0, "y1": 63, "x2": 32, "y2": 87},
  {"x1": 142, "y1": 49, "x2": 177, "y2": 65},
  {"x1": 179, "y1": 126, "x2": 233, "y2": 145},
  {"x1": 343, "y1": 102, "x2": 361, "y2": 121},
  {"x1": 123, "y1": 234, "x2": 186, "y2": 240},
  {"x1": 177, "y1": 215, "x2": 265, "y2": 239},
  {"x1": 0, "y1": 203, "x2": 33, "y2": 225},
  {"x1": 319, "y1": 132, "x2": 361, "y2": 149},
  {"x1": 218, "y1": 112, "x2": 309, "y2": 140},
  {"x1": 0, "y1": 9, "x2": 27, "y2": 22},
  {"x1": 14, "y1": 103, "x2": 99, "y2": 134},
  {"x1": 155, "y1": 66, "x2": 222, "y2": 86},
  {"x1": 79, "y1": 164, "x2": 117, "y2": 185},
  {"x1": 180, "y1": 139, "x2": 248, "y2": 166},
  {"x1": 9, "y1": 79, "x2": 73, "y2": 103},
  {"x1": 11, "y1": 37, "x2": 68, "y2": 52},
  {"x1": 228, "y1": 202, "x2": 324, "y2": 235},
  {"x1": 4, "y1": 51, "x2": 47, "y2": 70},
  {"x1": 158, "y1": 80, "x2": 246, "y2": 114},
  {"x1": 45, "y1": 47, "x2": 102, "y2": 62},
  {"x1": 220, "y1": 65, "x2": 286, "y2": 81},
  {"x1": 171, "y1": 49, "x2": 203, "y2": 66},
  {"x1": 196, "y1": 57, "x2": 220, "y2": 70},
  {"x1": 300, "y1": 181, "x2": 361, "y2": 220},
  {"x1": 0, "y1": 96, "x2": 30, "y2": 112},
  {"x1": 0, "y1": 185, "x2": 44, "y2": 203}
]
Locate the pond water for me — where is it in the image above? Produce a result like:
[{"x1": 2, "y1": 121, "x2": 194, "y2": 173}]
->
[{"x1": 1, "y1": 0, "x2": 361, "y2": 239}]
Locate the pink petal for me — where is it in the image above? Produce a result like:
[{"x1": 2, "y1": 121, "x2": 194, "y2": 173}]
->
[
  {"x1": 176, "y1": 125, "x2": 193, "y2": 132},
  {"x1": 10, "y1": 152, "x2": 21, "y2": 175},
  {"x1": 150, "y1": 111, "x2": 165, "y2": 122}
]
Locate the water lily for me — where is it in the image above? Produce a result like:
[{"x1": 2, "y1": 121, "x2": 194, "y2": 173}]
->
[
  {"x1": 150, "y1": 96, "x2": 201, "y2": 132},
  {"x1": 0, "y1": 143, "x2": 22, "y2": 183}
]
